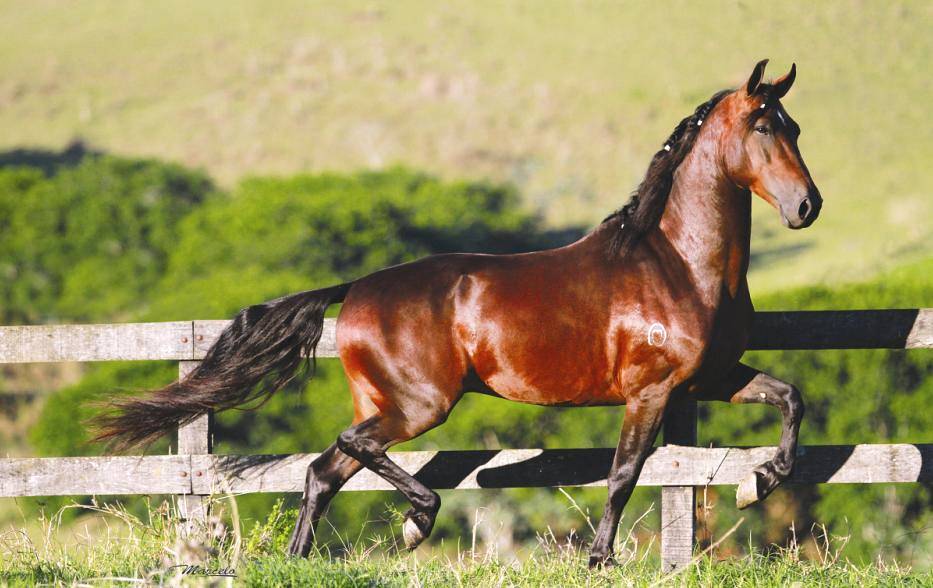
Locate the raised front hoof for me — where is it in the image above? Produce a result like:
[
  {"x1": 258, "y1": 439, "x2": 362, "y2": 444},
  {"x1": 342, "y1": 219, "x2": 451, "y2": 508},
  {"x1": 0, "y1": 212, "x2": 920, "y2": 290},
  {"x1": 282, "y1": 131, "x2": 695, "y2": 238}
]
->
[
  {"x1": 736, "y1": 469, "x2": 764, "y2": 509},
  {"x1": 737, "y1": 461, "x2": 787, "y2": 509},
  {"x1": 401, "y1": 508, "x2": 435, "y2": 550}
]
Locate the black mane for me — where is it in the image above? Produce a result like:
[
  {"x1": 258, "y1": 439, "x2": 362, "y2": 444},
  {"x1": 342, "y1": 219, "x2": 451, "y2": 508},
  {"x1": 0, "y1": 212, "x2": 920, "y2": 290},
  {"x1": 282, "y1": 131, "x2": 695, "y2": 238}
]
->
[{"x1": 604, "y1": 89, "x2": 732, "y2": 257}]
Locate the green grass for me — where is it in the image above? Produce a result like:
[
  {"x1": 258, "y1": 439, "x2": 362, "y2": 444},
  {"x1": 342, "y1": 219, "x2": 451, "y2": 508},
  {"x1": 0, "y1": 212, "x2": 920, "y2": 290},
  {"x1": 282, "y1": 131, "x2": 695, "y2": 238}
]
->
[
  {"x1": 1, "y1": 499, "x2": 928, "y2": 587},
  {"x1": 1, "y1": 533, "x2": 926, "y2": 588},
  {"x1": 0, "y1": 1, "x2": 930, "y2": 292},
  {"x1": 235, "y1": 555, "x2": 926, "y2": 588}
]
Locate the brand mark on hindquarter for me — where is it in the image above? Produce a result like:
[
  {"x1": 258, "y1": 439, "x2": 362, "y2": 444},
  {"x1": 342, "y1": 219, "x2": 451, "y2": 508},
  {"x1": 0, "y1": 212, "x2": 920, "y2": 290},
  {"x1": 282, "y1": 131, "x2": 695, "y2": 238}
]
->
[{"x1": 647, "y1": 322, "x2": 667, "y2": 347}]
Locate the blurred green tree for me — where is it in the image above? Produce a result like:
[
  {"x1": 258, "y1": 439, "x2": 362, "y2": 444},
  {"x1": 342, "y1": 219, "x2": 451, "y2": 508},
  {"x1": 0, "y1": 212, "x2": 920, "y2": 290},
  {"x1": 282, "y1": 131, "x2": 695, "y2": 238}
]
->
[{"x1": 0, "y1": 156, "x2": 212, "y2": 324}]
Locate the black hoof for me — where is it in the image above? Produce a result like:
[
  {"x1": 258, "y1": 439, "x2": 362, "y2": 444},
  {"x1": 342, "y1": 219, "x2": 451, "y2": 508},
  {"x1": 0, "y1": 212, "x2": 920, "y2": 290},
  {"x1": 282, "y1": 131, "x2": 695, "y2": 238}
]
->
[
  {"x1": 737, "y1": 462, "x2": 787, "y2": 509},
  {"x1": 401, "y1": 508, "x2": 435, "y2": 550},
  {"x1": 588, "y1": 554, "x2": 615, "y2": 569},
  {"x1": 736, "y1": 470, "x2": 763, "y2": 509}
]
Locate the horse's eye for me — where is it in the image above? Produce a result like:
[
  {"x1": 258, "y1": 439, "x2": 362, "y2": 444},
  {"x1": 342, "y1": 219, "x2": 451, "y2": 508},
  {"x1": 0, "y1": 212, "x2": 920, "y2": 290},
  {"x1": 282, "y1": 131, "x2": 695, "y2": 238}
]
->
[{"x1": 754, "y1": 125, "x2": 770, "y2": 135}]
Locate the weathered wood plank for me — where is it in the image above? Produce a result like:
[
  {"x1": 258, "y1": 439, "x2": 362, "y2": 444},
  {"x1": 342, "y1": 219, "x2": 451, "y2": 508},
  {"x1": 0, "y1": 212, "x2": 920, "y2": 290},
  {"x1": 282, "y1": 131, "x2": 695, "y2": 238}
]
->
[
  {"x1": 662, "y1": 486, "x2": 695, "y2": 570},
  {"x1": 0, "y1": 322, "x2": 194, "y2": 363},
  {"x1": 4, "y1": 445, "x2": 928, "y2": 497},
  {"x1": 907, "y1": 308, "x2": 933, "y2": 348},
  {"x1": 661, "y1": 398, "x2": 697, "y2": 572},
  {"x1": 749, "y1": 309, "x2": 933, "y2": 350},
  {"x1": 155, "y1": 309, "x2": 933, "y2": 359},
  {"x1": 193, "y1": 319, "x2": 339, "y2": 359},
  {"x1": 0, "y1": 456, "x2": 192, "y2": 497},
  {"x1": 177, "y1": 361, "x2": 211, "y2": 524},
  {"x1": 176, "y1": 362, "x2": 212, "y2": 455},
  {"x1": 191, "y1": 444, "x2": 932, "y2": 495},
  {"x1": 0, "y1": 309, "x2": 929, "y2": 363}
]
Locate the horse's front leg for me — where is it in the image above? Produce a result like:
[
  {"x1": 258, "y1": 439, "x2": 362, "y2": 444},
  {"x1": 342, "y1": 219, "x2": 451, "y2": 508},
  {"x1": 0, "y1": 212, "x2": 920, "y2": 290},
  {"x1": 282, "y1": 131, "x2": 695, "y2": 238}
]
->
[
  {"x1": 700, "y1": 363, "x2": 805, "y2": 508},
  {"x1": 588, "y1": 384, "x2": 672, "y2": 568}
]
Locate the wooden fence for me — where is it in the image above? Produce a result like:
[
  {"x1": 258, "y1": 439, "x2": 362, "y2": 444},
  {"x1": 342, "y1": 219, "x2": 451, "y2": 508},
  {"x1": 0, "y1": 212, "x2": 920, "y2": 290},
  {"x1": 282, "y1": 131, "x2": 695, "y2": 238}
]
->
[{"x1": 1, "y1": 309, "x2": 931, "y2": 571}]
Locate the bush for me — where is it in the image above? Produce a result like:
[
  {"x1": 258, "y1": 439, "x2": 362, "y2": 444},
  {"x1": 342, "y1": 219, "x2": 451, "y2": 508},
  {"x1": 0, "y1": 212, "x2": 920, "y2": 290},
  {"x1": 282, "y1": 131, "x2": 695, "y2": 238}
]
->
[{"x1": 0, "y1": 155, "x2": 213, "y2": 324}]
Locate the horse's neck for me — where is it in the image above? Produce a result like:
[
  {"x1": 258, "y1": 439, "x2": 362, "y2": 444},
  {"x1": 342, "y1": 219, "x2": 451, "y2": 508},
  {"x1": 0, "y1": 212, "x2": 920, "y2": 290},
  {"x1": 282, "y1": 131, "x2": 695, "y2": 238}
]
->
[{"x1": 659, "y1": 140, "x2": 752, "y2": 306}]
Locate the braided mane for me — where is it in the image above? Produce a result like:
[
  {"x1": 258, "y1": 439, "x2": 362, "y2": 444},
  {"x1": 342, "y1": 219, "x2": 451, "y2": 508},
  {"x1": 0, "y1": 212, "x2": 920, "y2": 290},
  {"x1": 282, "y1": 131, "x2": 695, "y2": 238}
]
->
[{"x1": 604, "y1": 89, "x2": 731, "y2": 258}]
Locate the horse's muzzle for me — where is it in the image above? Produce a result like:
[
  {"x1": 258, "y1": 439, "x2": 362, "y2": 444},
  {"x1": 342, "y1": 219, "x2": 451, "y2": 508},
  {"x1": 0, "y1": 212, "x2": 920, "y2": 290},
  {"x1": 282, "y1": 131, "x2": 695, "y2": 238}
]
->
[{"x1": 786, "y1": 188, "x2": 822, "y2": 229}]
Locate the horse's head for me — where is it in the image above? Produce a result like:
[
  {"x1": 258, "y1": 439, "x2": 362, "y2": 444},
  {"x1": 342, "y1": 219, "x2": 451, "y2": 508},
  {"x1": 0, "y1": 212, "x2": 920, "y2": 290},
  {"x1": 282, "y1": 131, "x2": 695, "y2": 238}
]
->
[{"x1": 719, "y1": 59, "x2": 822, "y2": 229}]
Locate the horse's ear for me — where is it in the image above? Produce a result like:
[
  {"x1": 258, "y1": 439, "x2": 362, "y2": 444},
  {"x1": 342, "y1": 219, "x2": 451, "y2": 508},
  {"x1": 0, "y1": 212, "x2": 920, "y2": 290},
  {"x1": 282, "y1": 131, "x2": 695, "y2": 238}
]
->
[
  {"x1": 746, "y1": 59, "x2": 769, "y2": 95},
  {"x1": 773, "y1": 63, "x2": 796, "y2": 98}
]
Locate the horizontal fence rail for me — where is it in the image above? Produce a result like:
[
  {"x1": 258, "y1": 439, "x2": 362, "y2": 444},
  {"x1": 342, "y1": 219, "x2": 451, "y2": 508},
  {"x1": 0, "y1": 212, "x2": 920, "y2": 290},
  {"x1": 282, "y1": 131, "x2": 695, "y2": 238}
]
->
[
  {"x1": 1, "y1": 308, "x2": 931, "y2": 571},
  {"x1": 2, "y1": 444, "x2": 929, "y2": 498},
  {"x1": 0, "y1": 309, "x2": 930, "y2": 364}
]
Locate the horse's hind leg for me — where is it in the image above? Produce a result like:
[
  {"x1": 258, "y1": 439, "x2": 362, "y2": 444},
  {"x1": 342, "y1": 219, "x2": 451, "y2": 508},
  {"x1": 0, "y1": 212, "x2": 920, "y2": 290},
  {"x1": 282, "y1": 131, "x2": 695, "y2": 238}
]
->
[
  {"x1": 335, "y1": 411, "x2": 448, "y2": 550},
  {"x1": 288, "y1": 444, "x2": 363, "y2": 557},
  {"x1": 700, "y1": 363, "x2": 805, "y2": 508}
]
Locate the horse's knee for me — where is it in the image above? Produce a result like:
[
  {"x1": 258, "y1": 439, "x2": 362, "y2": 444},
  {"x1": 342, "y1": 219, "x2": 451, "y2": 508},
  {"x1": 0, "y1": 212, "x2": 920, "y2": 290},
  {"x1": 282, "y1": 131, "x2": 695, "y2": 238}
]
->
[{"x1": 413, "y1": 489, "x2": 440, "y2": 514}]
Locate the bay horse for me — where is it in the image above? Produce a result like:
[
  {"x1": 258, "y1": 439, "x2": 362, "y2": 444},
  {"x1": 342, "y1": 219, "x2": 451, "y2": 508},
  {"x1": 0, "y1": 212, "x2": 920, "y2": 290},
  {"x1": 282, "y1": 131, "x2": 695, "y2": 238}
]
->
[{"x1": 95, "y1": 59, "x2": 822, "y2": 567}]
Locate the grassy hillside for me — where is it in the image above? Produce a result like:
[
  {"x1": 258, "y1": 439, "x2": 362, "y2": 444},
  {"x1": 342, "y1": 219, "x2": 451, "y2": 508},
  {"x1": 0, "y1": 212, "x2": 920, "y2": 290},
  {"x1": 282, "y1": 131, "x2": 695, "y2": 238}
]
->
[{"x1": 0, "y1": 1, "x2": 930, "y2": 291}]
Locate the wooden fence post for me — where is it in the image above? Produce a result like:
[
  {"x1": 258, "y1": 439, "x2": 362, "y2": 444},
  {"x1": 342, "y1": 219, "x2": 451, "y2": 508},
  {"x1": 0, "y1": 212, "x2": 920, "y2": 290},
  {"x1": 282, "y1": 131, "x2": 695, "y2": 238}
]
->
[
  {"x1": 176, "y1": 360, "x2": 212, "y2": 528},
  {"x1": 660, "y1": 397, "x2": 697, "y2": 572}
]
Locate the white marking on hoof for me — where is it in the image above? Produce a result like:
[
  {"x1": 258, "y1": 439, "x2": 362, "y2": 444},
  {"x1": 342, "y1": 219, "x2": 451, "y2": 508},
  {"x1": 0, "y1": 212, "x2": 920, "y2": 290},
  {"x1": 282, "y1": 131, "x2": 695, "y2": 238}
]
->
[
  {"x1": 647, "y1": 322, "x2": 667, "y2": 346},
  {"x1": 402, "y1": 517, "x2": 424, "y2": 550},
  {"x1": 736, "y1": 472, "x2": 761, "y2": 509}
]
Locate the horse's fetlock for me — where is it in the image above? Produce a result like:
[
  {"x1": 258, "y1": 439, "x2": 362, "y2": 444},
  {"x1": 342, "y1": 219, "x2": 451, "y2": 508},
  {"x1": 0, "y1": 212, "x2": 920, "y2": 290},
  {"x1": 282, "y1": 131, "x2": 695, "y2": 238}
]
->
[
  {"x1": 588, "y1": 550, "x2": 615, "y2": 569},
  {"x1": 414, "y1": 491, "x2": 440, "y2": 514},
  {"x1": 771, "y1": 455, "x2": 794, "y2": 478}
]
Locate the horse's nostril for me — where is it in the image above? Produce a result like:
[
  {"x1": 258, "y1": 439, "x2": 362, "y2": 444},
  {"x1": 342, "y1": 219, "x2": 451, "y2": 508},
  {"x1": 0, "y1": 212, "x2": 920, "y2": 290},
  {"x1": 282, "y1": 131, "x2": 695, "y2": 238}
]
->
[{"x1": 798, "y1": 198, "x2": 811, "y2": 220}]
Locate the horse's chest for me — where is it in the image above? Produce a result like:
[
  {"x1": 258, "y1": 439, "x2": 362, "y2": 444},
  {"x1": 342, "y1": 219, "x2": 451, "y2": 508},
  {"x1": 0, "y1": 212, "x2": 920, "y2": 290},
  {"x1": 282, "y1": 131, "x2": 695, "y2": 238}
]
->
[{"x1": 690, "y1": 291, "x2": 754, "y2": 384}]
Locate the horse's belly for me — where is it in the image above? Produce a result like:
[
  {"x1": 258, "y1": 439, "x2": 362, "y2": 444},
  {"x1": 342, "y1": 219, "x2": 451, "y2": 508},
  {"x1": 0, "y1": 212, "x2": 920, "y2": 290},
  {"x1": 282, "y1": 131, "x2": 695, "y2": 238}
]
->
[
  {"x1": 470, "y1": 335, "x2": 618, "y2": 406},
  {"x1": 482, "y1": 369, "x2": 615, "y2": 406}
]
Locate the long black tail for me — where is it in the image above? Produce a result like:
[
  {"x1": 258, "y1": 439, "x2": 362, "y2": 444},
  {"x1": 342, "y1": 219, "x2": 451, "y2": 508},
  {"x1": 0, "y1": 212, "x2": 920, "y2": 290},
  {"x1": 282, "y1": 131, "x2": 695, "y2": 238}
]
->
[{"x1": 93, "y1": 283, "x2": 352, "y2": 450}]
